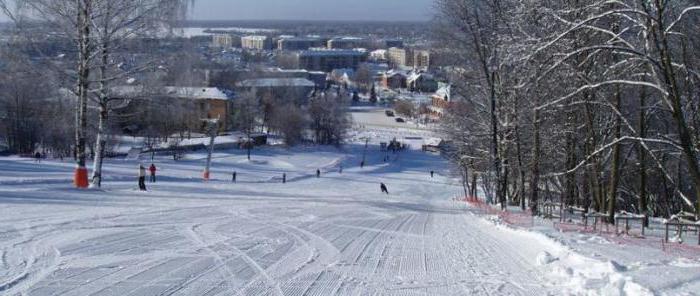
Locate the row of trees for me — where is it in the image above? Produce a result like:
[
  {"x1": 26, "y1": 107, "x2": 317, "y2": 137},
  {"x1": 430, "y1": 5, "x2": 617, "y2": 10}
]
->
[
  {"x1": 0, "y1": 49, "x2": 74, "y2": 155},
  {"x1": 233, "y1": 88, "x2": 351, "y2": 150},
  {"x1": 0, "y1": 0, "x2": 192, "y2": 187},
  {"x1": 437, "y1": 0, "x2": 700, "y2": 220}
]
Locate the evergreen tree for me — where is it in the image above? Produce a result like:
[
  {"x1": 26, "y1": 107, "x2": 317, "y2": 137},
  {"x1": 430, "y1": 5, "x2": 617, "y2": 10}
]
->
[{"x1": 370, "y1": 84, "x2": 377, "y2": 104}]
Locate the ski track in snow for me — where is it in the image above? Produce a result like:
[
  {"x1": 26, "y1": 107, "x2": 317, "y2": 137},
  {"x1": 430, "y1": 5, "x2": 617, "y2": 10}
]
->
[{"x1": 0, "y1": 140, "x2": 659, "y2": 295}]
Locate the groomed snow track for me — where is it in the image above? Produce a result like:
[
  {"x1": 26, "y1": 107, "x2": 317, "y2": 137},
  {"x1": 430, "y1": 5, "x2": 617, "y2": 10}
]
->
[{"x1": 1, "y1": 146, "x2": 580, "y2": 295}]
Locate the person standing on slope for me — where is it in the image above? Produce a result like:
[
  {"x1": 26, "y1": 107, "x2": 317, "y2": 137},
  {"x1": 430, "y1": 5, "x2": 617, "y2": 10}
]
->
[
  {"x1": 138, "y1": 164, "x2": 147, "y2": 191},
  {"x1": 149, "y1": 163, "x2": 157, "y2": 183},
  {"x1": 316, "y1": 169, "x2": 321, "y2": 178},
  {"x1": 380, "y1": 183, "x2": 389, "y2": 194}
]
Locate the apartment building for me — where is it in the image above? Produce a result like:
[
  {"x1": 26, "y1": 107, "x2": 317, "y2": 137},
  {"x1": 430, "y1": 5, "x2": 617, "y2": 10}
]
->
[
  {"x1": 297, "y1": 49, "x2": 368, "y2": 72},
  {"x1": 327, "y1": 37, "x2": 368, "y2": 49},
  {"x1": 277, "y1": 37, "x2": 324, "y2": 51},
  {"x1": 241, "y1": 35, "x2": 271, "y2": 50},
  {"x1": 212, "y1": 34, "x2": 234, "y2": 48}
]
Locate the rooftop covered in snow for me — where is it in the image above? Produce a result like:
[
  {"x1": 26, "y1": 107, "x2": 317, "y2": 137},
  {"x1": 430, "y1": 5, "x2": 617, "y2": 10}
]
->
[{"x1": 237, "y1": 78, "x2": 316, "y2": 88}]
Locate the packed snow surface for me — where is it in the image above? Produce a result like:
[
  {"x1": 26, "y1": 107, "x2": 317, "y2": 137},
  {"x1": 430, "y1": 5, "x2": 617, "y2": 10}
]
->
[{"x1": 0, "y1": 128, "x2": 693, "y2": 295}]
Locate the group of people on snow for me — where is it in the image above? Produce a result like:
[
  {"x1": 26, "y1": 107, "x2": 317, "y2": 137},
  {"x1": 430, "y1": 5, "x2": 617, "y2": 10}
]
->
[
  {"x1": 137, "y1": 163, "x2": 157, "y2": 191},
  {"x1": 132, "y1": 150, "x2": 436, "y2": 194}
]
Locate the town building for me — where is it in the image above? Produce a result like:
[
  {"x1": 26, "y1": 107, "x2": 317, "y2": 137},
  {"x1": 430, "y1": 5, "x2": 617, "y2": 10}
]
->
[
  {"x1": 387, "y1": 47, "x2": 411, "y2": 67},
  {"x1": 277, "y1": 37, "x2": 324, "y2": 51},
  {"x1": 297, "y1": 49, "x2": 368, "y2": 72},
  {"x1": 237, "y1": 78, "x2": 316, "y2": 105},
  {"x1": 241, "y1": 35, "x2": 272, "y2": 50},
  {"x1": 429, "y1": 83, "x2": 463, "y2": 118},
  {"x1": 413, "y1": 50, "x2": 431, "y2": 69},
  {"x1": 109, "y1": 86, "x2": 236, "y2": 131},
  {"x1": 307, "y1": 71, "x2": 328, "y2": 88},
  {"x1": 327, "y1": 37, "x2": 368, "y2": 49},
  {"x1": 362, "y1": 62, "x2": 391, "y2": 84},
  {"x1": 370, "y1": 49, "x2": 388, "y2": 62},
  {"x1": 384, "y1": 39, "x2": 404, "y2": 48},
  {"x1": 381, "y1": 70, "x2": 409, "y2": 89},
  {"x1": 330, "y1": 68, "x2": 355, "y2": 86},
  {"x1": 212, "y1": 34, "x2": 234, "y2": 48},
  {"x1": 407, "y1": 72, "x2": 439, "y2": 93}
]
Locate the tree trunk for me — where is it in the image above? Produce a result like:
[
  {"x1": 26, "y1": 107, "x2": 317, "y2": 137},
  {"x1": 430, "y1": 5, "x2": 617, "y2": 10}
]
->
[
  {"x1": 462, "y1": 165, "x2": 470, "y2": 199},
  {"x1": 471, "y1": 171, "x2": 478, "y2": 199},
  {"x1": 91, "y1": 29, "x2": 111, "y2": 188},
  {"x1": 73, "y1": 0, "x2": 91, "y2": 188},
  {"x1": 515, "y1": 122, "x2": 526, "y2": 211},
  {"x1": 607, "y1": 88, "x2": 622, "y2": 224},
  {"x1": 638, "y1": 87, "x2": 648, "y2": 226},
  {"x1": 529, "y1": 107, "x2": 541, "y2": 215},
  {"x1": 91, "y1": 105, "x2": 108, "y2": 188},
  {"x1": 654, "y1": 6, "x2": 700, "y2": 218},
  {"x1": 584, "y1": 101, "x2": 603, "y2": 212},
  {"x1": 565, "y1": 131, "x2": 576, "y2": 209},
  {"x1": 490, "y1": 73, "x2": 502, "y2": 206}
]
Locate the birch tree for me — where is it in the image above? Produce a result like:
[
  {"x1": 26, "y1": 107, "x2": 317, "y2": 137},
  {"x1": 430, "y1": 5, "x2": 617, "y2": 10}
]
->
[
  {"x1": 437, "y1": 0, "x2": 700, "y2": 220},
  {"x1": 0, "y1": 0, "x2": 192, "y2": 188}
]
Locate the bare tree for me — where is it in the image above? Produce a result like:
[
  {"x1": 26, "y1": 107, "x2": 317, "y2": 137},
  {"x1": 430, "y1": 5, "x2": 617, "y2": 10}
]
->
[
  {"x1": 436, "y1": 0, "x2": 700, "y2": 220},
  {"x1": 232, "y1": 91, "x2": 260, "y2": 160},
  {"x1": 309, "y1": 91, "x2": 351, "y2": 146},
  {"x1": 0, "y1": 0, "x2": 192, "y2": 188},
  {"x1": 270, "y1": 104, "x2": 306, "y2": 146}
]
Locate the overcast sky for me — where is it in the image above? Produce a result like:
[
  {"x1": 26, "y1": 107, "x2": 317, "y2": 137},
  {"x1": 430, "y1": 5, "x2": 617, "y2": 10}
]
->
[{"x1": 189, "y1": 0, "x2": 435, "y2": 21}]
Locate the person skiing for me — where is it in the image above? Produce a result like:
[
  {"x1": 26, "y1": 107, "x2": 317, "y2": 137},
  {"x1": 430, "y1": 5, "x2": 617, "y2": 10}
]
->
[
  {"x1": 149, "y1": 163, "x2": 157, "y2": 183},
  {"x1": 316, "y1": 169, "x2": 321, "y2": 178},
  {"x1": 34, "y1": 152, "x2": 41, "y2": 163},
  {"x1": 430, "y1": 170, "x2": 434, "y2": 178},
  {"x1": 138, "y1": 164, "x2": 147, "y2": 191},
  {"x1": 360, "y1": 161, "x2": 365, "y2": 168},
  {"x1": 339, "y1": 165, "x2": 343, "y2": 174},
  {"x1": 380, "y1": 182, "x2": 389, "y2": 194},
  {"x1": 282, "y1": 173, "x2": 286, "y2": 183},
  {"x1": 232, "y1": 171, "x2": 237, "y2": 183}
]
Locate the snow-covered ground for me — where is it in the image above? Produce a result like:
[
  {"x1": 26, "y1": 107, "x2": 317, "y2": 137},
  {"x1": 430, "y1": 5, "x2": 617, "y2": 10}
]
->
[
  {"x1": 0, "y1": 128, "x2": 698, "y2": 295},
  {"x1": 350, "y1": 106, "x2": 437, "y2": 132}
]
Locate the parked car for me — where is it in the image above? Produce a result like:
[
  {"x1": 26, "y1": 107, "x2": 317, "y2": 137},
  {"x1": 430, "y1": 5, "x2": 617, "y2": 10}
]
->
[
  {"x1": 385, "y1": 110, "x2": 395, "y2": 117},
  {"x1": 395, "y1": 117, "x2": 405, "y2": 123}
]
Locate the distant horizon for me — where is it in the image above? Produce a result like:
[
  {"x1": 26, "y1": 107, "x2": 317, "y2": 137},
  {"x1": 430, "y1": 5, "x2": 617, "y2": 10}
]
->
[
  {"x1": 183, "y1": 18, "x2": 431, "y2": 24},
  {"x1": 0, "y1": 19, "x2": 431, "y2": 26},
  {"x1": 0, "y1": 0, "x2": 435, "y2": 23},
  {"x1": 189, "y1": 0, "x2": 434, "y2": 22}
]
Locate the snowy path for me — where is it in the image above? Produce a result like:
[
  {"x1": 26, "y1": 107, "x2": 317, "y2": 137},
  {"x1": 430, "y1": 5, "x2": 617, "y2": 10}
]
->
[{"x1": 1, "y1": 144, "x2": 619, "y2": 295}]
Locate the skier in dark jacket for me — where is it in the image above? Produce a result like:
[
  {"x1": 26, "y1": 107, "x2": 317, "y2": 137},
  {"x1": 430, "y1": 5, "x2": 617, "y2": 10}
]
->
[
  {"x1": 282, "y1": 173, "x2": 286, "y2": 183},
  {"x1": 380, "y1": 183, "x2": 389, "y2": 194},
  {"x1": 232, "y1": 171, "x2": 237, "y2": 183},
  {"x1": 316, "y1": 169, "x2": 321, "y2": 178},
  {"x1": 149, "y1": 164, "x2": 157, "y2": 183},
  {"x1": 138, "y1": 164, "x2": 147, "y2": 191}
]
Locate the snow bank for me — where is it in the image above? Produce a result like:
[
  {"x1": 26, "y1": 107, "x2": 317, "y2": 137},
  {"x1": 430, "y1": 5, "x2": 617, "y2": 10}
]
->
[{"x1": 475, "y1": 213, "x2": 653, "y2": 296}]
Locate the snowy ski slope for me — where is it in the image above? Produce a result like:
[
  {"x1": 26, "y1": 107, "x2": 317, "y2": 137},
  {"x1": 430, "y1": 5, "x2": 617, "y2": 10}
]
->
[{"x1": 0, "y1": 130, "x2": 683, "y2": 295}]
